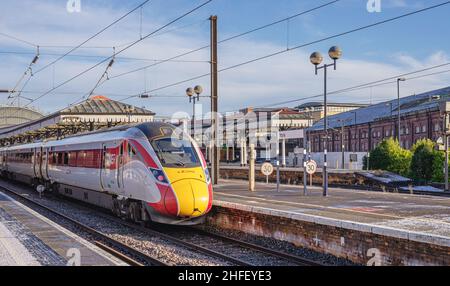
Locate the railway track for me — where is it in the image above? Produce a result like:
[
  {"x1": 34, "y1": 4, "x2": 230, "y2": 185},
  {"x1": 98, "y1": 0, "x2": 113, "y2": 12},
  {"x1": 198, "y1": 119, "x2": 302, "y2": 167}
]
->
[
  {"x1": 0, "y1": 181, "x2": 324, "y2": 266},
  {"x1": 0, "y1": 185, "x2": 170, "y2": 266},
  {"x1": 67, "y1": 199, "x2": 325, "y2": 266}
]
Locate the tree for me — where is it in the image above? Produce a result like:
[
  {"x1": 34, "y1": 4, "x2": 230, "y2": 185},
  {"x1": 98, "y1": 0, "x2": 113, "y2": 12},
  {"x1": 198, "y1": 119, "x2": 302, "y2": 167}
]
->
[
  {"x1": 364, "y1": 138, "x2": 412, "y2": 177},
  {"x1": 411, "y1": 139, "x2": 444, "y2": 183}
]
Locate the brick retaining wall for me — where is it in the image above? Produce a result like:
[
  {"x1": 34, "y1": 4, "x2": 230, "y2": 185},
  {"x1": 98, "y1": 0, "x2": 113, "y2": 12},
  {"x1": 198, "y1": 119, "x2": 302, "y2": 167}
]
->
[{"x1": 207, "y1": 202, "x2": 450, "y2": 266}]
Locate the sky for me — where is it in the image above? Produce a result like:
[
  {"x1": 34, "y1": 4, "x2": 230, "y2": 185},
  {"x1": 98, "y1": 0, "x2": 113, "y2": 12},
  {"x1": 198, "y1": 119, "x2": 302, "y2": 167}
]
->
[{"x1": 0, "y1": 0, "x2": 449, "y2": 118}]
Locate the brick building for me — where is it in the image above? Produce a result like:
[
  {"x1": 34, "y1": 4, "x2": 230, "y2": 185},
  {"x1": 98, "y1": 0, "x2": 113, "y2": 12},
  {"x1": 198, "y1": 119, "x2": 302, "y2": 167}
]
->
[{"x1": 308, "y1": 86, "x2": 450, "y2": 153}]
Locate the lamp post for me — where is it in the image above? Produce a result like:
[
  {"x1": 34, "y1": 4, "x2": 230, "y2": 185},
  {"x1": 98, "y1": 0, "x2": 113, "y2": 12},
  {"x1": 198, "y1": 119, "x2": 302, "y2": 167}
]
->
[
  {"x1": 310, "y1": 46, "x2": 342, "y2": 197},
  {"x1": 186, "y1": 85, "x2": 203, "y2": 138},
  {"x1": 397, "y1": 78, "x2": 406, "y2": 142}
]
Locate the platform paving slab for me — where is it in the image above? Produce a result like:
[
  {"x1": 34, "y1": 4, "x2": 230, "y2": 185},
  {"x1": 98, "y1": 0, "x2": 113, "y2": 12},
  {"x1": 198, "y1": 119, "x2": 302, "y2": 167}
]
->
[{"x1": 0, "y1": 190, "x2": 127, "y2": 266}]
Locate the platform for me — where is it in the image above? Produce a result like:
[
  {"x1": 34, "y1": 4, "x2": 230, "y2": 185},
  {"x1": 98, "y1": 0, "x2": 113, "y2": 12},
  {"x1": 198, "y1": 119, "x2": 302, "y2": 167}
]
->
[
  {"x1": 0, "y1": 191, "x2": 127, "y2": 266},
  {"x1": 209, "y1": 179, "x2": 450, "y2": 265}
]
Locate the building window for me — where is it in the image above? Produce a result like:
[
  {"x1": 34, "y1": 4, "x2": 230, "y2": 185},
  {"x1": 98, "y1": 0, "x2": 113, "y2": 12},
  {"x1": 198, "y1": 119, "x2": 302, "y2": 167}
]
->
[
  {"x1": 435, "y1": 123, "x2": 441, "y2": 132},
  {"x1": 385, "y1": 130, "x2": 390, "y2": 137},
  {"x1": 422, "y1": 125, "x2": 427, "y2": 133},
  {"x1": 415, "y1": 126, "x2": 421, "y2": 134}
]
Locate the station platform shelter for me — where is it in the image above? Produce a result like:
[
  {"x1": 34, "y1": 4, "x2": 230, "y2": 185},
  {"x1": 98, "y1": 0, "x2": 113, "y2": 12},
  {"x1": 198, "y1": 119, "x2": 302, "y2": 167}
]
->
[{"x1": 0, "y1": 96, "x2": 155, "y2": 147}]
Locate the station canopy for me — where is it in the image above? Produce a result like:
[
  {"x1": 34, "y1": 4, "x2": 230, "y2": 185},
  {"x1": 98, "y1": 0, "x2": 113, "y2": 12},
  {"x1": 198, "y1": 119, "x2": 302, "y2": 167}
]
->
[{"x1": 0, "y1": 95, "x2": 155, "y2": 146}]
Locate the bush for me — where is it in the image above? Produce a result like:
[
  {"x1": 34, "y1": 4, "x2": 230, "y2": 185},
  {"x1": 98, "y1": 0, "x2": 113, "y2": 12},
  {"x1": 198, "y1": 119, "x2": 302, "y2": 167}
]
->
[
  {"x1": 364, "y1": 138, "x2": 412, "y2": 177},
  {"x1": 410, "y1": 139, "x2": 444, "y2": 183}
]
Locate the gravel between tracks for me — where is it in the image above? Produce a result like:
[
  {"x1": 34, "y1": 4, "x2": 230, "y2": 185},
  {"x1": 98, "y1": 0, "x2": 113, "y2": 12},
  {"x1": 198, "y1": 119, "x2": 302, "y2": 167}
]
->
[{"x1": 0, "y1": 181, "x2": 231, "y2": 266}]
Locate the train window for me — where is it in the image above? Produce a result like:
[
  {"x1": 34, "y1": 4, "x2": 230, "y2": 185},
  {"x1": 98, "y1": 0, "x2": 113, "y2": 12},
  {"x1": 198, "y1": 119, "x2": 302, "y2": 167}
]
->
[
  {"x1": 57, "y1": 153, "x2": 63, "y2": 165},
  {"x1": 64, "y1": 152, "x2": 69, "y2": 165},
  {"x1": 151, "y1": 137, "x2": 200, "y2": 168}
]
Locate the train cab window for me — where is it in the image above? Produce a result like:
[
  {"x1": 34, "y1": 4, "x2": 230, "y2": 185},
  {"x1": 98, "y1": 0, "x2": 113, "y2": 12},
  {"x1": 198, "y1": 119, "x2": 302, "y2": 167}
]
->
[
  {"x1": 151, "y1": 137, "x2": 200, "y2": 168},
  {"x1": 128, "y1": 144, "x2": 136, "y2": 158}
]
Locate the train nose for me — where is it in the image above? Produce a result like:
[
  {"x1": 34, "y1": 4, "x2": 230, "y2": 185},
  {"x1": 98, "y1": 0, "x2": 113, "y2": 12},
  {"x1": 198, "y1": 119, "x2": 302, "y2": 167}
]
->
[{"x1": 171, "y1": 179, "x2": 209, "y2": 218}]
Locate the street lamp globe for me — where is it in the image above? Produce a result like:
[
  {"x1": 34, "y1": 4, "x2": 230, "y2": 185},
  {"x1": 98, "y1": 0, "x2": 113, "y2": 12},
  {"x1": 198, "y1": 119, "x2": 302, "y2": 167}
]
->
[
  {"x1": 186, "y1": 87, "x2": 194, "y2": 98},
  {"x1": 310, "y1": 52, "x2": 323, "y2": 66},
  {"x1": 194, "y1": 85, "x2": 203, "y2": 96},
  {"x1": 328, "y1": 46, "x2": 342, "y2": 60}
]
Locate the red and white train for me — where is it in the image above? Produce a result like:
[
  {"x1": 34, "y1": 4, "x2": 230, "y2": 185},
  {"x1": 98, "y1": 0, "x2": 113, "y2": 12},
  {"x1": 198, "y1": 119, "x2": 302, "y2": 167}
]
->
[{"x1": 0, "y1": 122, "x2": 213, "y2": 225}]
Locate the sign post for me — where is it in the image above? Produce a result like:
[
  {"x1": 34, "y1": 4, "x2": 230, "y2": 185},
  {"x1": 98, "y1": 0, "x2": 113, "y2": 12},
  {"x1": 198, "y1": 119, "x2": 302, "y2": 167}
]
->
[
  {"x1": 304, "y1": 160, "x2": 318, "y2": 196},
  {"x1": 249, "y1": 144, "x2": 256, "y2": 192},
  {"x1": 261, "y1": 162, "x2": 274, "y2": 185}
]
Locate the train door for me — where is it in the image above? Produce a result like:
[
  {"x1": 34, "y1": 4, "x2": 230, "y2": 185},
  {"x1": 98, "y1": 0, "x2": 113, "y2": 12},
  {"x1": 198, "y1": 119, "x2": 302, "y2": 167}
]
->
[
  {"x1": 33, "y1": 148, "x2": 38, "y2": 178},
  {"x1": 42, "y1": 147, "x2": 49, "y2": 180},
  {"x1": 100, "y1": 144, "x2": 109, "y2": 192},
  {"x1": 39, "y1": 147, "x2": 45, "y2": 179},
  {"x1": 117, "y1": 142, "x2": 125, "y2": 193}
]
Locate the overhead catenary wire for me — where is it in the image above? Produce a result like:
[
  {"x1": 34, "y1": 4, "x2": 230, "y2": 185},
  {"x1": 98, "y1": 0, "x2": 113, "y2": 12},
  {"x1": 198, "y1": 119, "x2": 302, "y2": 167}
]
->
[
  {"x1": 0, "y1": 32, "x2": 38, "y2": 47},
  {"x1": 33, "y1": 0, "x2": 152, "y2": 76},
  {"x1": 123, "y1": 1, "x2": 450, "y2": 100},
  {"x1": 25, "y1": 0, "x2": 214, "y2": 108},
  {"x1": 110, "y1": 0, "x2": 341, "y2": 80},
  {"x1": 0, "y1": 51, "x2": 210, "y2": 63},
  {"x1": 38, "y1": 18, "x2": 209, "y2": 50},
  {"x1": 252, "y1": 64, "x2": 450, "y2": 110}
]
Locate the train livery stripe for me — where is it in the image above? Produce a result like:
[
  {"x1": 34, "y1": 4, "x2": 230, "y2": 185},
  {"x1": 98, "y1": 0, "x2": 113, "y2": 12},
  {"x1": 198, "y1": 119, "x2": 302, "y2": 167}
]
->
[
  {"x1": 148, "y1": 183, "x2": 179, "y2": 217},
  {"x1": 128, "y1": 139, "x2": 159, "y2": 169}
]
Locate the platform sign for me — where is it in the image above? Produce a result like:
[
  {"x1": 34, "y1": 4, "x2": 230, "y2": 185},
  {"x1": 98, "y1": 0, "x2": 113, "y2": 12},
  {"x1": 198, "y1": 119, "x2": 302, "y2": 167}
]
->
[
  {"x1": 305, "y1": 160, "x2": 317, "y2": 175},
  {"x1": 261, "y1": 162, "x2": 274, "y2": 176}
]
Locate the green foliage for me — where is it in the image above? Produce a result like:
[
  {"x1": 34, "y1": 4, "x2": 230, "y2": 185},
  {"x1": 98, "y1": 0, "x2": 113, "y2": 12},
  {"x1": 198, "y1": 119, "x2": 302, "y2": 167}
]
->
[
  {"x1": 364, "y1": 138, "x2": 446, "y2": 184},
  {"x1": 365, "y1": 138, "x2": 412, "y2": 177},
  {"x1": 410, "y1": 139, "x2": 445, "y2": 183}
]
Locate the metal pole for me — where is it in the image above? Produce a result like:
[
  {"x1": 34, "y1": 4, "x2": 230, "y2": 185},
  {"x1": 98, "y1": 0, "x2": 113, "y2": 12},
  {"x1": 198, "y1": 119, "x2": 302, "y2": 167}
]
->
[
  {"x1": 341, "y1": 121, "x2": 345, "y2": 169},
  {"x1": 445, "y1": 135, "x2": 449, "y2": 191},
  {"x1": 323, "y1": 64, "x2": 328, "y2": 197},
  {"x1": 210, "y1": 15, "x2": 219, "y2": 185},
  {"x1": 276, "y1": 159, "x2": 280, "y2": 192},
  {"x1": 249, "y1": 144, "x2": 255, "y2": 192},
  {"x1": 397, "y1": 80, "x2": 401, "y2": 142},
  {"x1": 445, "y1": 114, "x2": 449, "y2": 191},
  {"x1": 303, "y1": 136, "x2": 308, "y2": 196},
  {"x1": 192, "y1": 100, "x2": 195, "y2": 137}
]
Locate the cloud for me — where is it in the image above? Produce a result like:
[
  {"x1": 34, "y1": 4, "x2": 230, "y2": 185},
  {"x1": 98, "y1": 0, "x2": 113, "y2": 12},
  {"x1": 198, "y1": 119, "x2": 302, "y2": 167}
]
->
[{"x1": 0, "y1": 0, "x2": 449, "y2": 118}]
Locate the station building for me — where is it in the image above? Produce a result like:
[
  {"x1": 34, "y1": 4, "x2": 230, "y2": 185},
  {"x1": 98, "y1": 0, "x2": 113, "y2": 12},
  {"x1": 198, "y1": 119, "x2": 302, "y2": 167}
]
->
[
  {"x1": 307, "y1": 86, "x2": 450, "y2": 167},
  {"x1": 295, "y1": 102, "x2": 368, "y2": 123},
  {"x1": 0, "y1": 105, "x2": 43, "y2": 129},
  {"x1": 0, "y1": 95, "x2": 155, "y2": 147}
]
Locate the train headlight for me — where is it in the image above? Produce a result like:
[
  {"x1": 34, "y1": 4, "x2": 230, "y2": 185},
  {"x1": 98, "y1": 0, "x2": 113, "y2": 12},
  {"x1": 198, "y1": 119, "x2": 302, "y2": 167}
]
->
[{"x1": 150, "y1": 168, "x2": 169, "y2": 184}]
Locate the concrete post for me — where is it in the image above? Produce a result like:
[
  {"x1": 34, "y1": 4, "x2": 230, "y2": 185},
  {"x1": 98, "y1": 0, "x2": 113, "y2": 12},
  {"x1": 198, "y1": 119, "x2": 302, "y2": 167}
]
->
[
  {"x1": 249, "y1": 144, "x2": 256, "y2": 192},
  {"x1": 282, "y1": 138, "x2": 286, "y2": 167},
  {"x1": 240, "y1": 139, "x2": 244, "y2": 166},
  {"x1": 226, "y1": 144, "x2": 229, "y2": 163},
  {"x1": 243, "y1": 140, "x2": 248, "y2": 166}
]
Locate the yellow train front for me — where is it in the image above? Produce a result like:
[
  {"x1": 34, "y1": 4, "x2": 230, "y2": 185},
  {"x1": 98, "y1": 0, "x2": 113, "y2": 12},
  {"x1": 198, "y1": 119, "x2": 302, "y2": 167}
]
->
[{"x1": 136, "y1": 123, "x2": 213, "y2": 225}]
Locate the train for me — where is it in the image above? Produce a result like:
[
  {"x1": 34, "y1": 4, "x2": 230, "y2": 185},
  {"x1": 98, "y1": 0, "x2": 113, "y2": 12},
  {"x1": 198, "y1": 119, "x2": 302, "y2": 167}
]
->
[{"x1": 0, "y1": 122, "x2": 213, "y2": 225}]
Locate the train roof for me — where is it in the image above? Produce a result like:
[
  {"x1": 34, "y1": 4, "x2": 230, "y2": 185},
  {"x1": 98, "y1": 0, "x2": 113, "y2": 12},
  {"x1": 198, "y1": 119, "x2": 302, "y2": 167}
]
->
[{"x1": 0, "y1": 122, "x2": 178, "y2": 151}]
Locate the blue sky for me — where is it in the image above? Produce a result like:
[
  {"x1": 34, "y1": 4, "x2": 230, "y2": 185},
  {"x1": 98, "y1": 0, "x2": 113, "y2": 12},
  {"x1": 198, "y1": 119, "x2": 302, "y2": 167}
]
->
[{"x1": 0, "y1": 0, "x2": 449, "y2": 117}]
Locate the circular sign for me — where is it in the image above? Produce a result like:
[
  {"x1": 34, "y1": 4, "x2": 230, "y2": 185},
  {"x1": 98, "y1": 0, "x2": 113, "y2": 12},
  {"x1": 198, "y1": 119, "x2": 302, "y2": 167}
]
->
[
  {"x1": 305, "y1": 160, "x2": 317, "y2": 175},
  {"x1": 261, "y1": 162, "x2": 274, "y2": 176}
]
